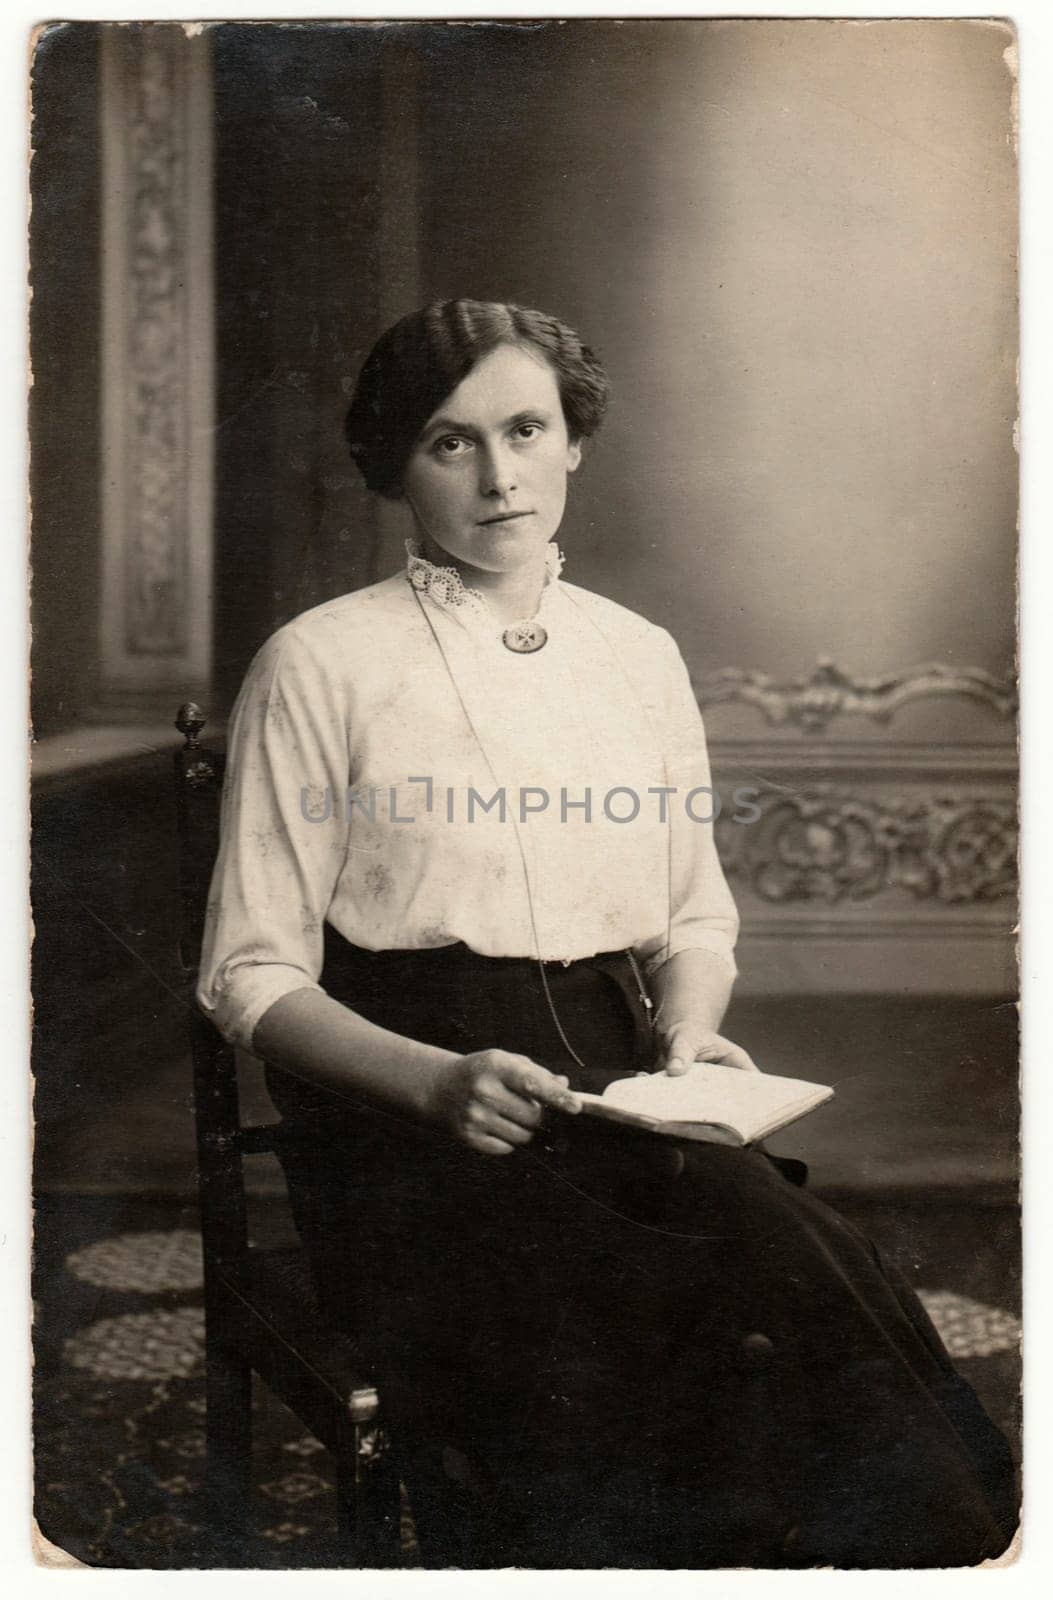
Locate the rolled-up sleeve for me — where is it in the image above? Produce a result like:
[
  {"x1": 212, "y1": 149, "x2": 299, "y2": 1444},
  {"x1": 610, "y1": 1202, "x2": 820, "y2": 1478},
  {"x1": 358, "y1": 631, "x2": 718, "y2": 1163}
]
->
[
  {"x1": 634, "y1": 630, "x2": 740, "y2": 983},
  {"x1": 197, "y1": 627, "x2": 352, "y2": 1051}
]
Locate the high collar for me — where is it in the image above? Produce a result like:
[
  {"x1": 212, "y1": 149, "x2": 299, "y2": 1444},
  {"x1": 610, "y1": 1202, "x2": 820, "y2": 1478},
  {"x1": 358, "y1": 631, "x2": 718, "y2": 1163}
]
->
[{"x1": 404, "y1": 538, "x2": 565, "y2": 629}]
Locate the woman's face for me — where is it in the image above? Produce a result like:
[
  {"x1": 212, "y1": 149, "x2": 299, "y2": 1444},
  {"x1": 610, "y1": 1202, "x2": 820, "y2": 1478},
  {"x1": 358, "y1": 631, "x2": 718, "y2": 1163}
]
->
[{"x1": 400, "y1": 342, "x2": 581, "y2": 578}]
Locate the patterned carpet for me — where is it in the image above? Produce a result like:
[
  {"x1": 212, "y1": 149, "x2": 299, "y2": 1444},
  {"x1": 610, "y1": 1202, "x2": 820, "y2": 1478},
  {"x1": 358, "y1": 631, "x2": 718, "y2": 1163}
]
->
[{"x1": 34, "y1": 1216, "x2": 1021, "y2": 1569}]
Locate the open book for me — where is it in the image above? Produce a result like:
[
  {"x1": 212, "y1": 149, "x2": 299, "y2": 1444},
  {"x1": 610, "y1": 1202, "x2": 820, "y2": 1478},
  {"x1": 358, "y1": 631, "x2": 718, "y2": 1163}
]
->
[{"x1": 575, "y1": 1062, "x2": 834, "y2": 1146}]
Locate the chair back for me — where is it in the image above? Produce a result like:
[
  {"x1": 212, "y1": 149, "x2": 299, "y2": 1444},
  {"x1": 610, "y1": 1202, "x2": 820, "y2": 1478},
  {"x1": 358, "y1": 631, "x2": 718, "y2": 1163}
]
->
[
  {"x1": 174, "y1": 702, "x2": 279, "y2": 1274},
  {"x1": 172, "y1": 707, "x2": 400, "y2": 1567},
  {"x1": 174, "y1": 702, "x2": 226, "y2": 972}
]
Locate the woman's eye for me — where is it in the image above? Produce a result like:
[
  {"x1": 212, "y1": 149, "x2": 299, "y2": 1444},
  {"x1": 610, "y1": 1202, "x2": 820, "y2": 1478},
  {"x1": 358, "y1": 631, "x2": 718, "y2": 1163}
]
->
[
  {"x1": 433, "y1": 436, "x2": 469, "y2": 458},
  {"x1": 513, "y1": 422, "x2": 543, "y2": 442}
]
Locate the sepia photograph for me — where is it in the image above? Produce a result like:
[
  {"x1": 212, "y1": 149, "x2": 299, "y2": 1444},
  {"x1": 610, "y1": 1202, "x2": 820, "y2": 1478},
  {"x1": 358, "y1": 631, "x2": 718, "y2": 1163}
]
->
[{"x1": 27, "y1": 13, "x2": 1022, "y2": 1571}]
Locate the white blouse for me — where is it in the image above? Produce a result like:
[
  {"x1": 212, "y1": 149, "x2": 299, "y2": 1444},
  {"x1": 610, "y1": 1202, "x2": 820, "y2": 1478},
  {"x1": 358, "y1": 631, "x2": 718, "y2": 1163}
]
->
[{"x1": 198, "y1": 544, "x2": 740, "y2": 1051}]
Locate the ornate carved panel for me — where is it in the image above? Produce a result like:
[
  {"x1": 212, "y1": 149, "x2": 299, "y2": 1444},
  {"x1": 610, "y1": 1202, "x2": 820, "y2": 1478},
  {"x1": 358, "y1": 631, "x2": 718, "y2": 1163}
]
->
[
  {"x1": 715, "y1": 788, "x2": 1016, "y2": 907},
  {"x1": 124, "y1": 28, "x2": 188, "y2": 654},
  {"x1": 100, "y1": 24, "x2": 213, "y2": 707},
  {"x1": 699, "y1": 657, "x2": 1017, "y2": 733}
]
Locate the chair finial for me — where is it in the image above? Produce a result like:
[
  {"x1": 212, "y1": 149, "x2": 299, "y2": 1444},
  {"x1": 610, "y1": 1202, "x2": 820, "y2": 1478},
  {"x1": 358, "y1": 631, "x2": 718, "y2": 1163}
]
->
[{"x1": 176, "y1": 702, "x2": 207, "y2": 748}]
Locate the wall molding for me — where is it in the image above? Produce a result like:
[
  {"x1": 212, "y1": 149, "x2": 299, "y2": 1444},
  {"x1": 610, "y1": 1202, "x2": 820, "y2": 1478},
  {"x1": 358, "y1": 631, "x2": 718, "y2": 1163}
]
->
[
  {"x1": 709, "y1": 738, "x2": 1016, "y2": 778},
  {"x1": 698, "y1": 657, "x2": 1017, "y2": 733}
]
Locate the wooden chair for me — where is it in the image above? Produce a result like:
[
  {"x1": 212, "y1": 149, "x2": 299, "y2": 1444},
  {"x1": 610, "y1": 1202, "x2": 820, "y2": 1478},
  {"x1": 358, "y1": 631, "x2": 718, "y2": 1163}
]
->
[{"x1": 173, "y1": 701, "x2": 403, "y2": 1565}]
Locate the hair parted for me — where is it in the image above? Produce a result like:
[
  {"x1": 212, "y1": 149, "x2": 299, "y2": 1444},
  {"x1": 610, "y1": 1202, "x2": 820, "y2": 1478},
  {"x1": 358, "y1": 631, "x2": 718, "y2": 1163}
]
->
[{"x1": 344, "y1": 300, "x2": 610, "y2": 496}]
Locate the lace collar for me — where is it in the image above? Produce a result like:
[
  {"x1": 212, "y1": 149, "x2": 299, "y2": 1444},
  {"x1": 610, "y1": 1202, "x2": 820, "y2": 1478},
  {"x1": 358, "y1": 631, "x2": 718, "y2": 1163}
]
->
[{"x1": 405, "y1": 538, "x2": 565, "y2": 624}]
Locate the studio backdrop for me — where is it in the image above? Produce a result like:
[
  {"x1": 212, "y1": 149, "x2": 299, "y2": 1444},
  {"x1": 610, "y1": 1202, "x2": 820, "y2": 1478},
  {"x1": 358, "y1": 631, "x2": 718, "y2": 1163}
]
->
[{"x1": 32, "y1": 19, "x2": 1017, "y2": 1008}]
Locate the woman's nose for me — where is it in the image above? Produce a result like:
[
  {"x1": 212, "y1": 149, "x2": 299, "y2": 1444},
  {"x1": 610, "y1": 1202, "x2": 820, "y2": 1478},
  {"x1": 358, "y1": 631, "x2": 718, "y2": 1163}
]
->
[{"x1": 479, "y1": 442, "x2": 517, "y2": 498}]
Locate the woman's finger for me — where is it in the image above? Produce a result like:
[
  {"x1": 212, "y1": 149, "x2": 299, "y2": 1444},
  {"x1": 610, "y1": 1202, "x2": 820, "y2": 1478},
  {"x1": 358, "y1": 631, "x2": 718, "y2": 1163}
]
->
[
  {"x1": 661, "y1": 1026, "x2": 698, "y2": 1076},
  {"x1": 490, "y1": 1054, "x2": 581, "y2": 1113},
  {"x1": 462, "y1": 1098, "x2": 534, "y2": 1148},
  {"x1": 481, "y1": 1081, "x2": 543, "y2": 1130},
  {"x1": 468, "y1": 1132, "x2": 518, "y2": 1157},
  {"x1": 694, "y1": 1035, "x2": 761, "y2": 1073},
  {"x1": 479, "y1": 1111, "x2": 535, "y2": 1146},
  {"x1": 661, "y1": 1030, "x2": 760, "y2": 1075}
]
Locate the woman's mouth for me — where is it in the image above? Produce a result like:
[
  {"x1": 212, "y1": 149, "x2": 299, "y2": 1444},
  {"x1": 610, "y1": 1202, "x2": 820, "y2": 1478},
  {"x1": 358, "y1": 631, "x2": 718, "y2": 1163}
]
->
[{"x1": 477, "y1": 511, "x2": 533, "y2": 526}]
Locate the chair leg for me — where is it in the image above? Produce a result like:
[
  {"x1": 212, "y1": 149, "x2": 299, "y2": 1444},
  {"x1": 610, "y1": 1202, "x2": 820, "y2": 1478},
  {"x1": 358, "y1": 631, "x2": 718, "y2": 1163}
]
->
[
  {"x1": 204, "y1": 1341, "x2": 253, "y2": 1550},
  {"x1": 336, "y1": 1425, "x2": 403, "y2": 1567}
]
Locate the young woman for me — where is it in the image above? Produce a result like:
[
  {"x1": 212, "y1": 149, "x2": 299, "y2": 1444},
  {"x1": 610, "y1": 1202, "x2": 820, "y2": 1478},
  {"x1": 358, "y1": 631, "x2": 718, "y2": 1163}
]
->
[{"x1": 199, "y1": 300, "x2": 1015, "y2": 1568}]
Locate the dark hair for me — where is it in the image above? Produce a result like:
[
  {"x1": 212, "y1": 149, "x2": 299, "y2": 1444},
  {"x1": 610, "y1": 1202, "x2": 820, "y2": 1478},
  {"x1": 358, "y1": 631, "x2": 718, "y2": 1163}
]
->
[{"x1": 344, "y1": 299, "x2": 610, "y2": 497}]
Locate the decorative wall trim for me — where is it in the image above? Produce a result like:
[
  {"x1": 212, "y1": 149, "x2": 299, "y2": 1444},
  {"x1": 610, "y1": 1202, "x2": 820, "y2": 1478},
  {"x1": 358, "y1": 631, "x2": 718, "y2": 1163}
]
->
[
  {"x1": 698, "y1": 657, "x2": 1017, "y2": 733},
  {"x1": 708, "y1": 738, "x2": 1016, "y2": 778},
  {"x1": 716, "y1": 787, "x2": 1016, "y2": 908},
  {"x1": 100, "y1": 24, "x2": 213, "y2": 706}
]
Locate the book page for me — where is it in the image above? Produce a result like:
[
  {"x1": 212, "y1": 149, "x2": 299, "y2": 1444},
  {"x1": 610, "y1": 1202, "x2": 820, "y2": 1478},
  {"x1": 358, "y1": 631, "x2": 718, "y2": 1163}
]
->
[{"x1": 581, "y1": 1063, "x2": 832, "y2": 1140}]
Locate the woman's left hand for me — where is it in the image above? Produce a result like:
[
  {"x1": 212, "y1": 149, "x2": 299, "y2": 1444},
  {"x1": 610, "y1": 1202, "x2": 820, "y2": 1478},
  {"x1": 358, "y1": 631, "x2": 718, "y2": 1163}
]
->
[{"x1": 655, "y1": 1023, "x2": 759, "y2": 1076}]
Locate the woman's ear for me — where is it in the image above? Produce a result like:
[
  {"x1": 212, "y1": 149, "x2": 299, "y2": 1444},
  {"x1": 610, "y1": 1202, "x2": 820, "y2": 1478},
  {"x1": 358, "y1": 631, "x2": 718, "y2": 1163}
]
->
[{"x1": 567, "y1": 440, "x2": 583, "y2": 474}]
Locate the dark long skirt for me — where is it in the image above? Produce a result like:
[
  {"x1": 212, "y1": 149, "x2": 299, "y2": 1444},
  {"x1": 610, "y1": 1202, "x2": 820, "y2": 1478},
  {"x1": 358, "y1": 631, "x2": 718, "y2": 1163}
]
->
[{"x1": 266, "y1": 935, "x2": 1017, "y2": 1569}]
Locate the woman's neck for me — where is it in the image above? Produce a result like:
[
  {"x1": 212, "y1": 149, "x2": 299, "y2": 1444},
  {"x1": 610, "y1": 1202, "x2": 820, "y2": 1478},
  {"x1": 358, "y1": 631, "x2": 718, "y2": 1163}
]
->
[{"x1": 418, "y1": 536, "x2": 548, "y2": 624}]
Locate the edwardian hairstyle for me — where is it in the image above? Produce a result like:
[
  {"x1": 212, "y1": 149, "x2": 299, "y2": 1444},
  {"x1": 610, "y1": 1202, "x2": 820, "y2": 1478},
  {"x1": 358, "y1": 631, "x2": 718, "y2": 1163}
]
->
[{"x1": 345, "y1": 299, "x2": 610, "y2": 497}]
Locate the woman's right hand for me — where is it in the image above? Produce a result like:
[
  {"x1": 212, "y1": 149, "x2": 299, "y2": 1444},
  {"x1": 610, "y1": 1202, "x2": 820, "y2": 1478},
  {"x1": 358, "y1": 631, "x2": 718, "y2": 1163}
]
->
[{"x1": 430, "y1": 1050, "x2": 581, "y2": 1156}]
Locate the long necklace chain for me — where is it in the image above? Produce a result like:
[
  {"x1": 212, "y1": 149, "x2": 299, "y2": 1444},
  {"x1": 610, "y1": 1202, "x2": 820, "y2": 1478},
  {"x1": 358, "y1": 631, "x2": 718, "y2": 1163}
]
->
[
  {"x1": 408, "y1": 573, "x2": 671, "y2": 1058},
  {"x1": 411, "y1": 587, "x2": 588, "y2": 1069}
]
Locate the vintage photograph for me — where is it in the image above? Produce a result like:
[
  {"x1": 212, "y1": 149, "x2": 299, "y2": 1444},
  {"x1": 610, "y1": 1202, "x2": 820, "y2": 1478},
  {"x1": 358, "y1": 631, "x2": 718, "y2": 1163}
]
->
[{"x1": 29, "y1": 16, "x2": 1020, "y2": 1569}]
